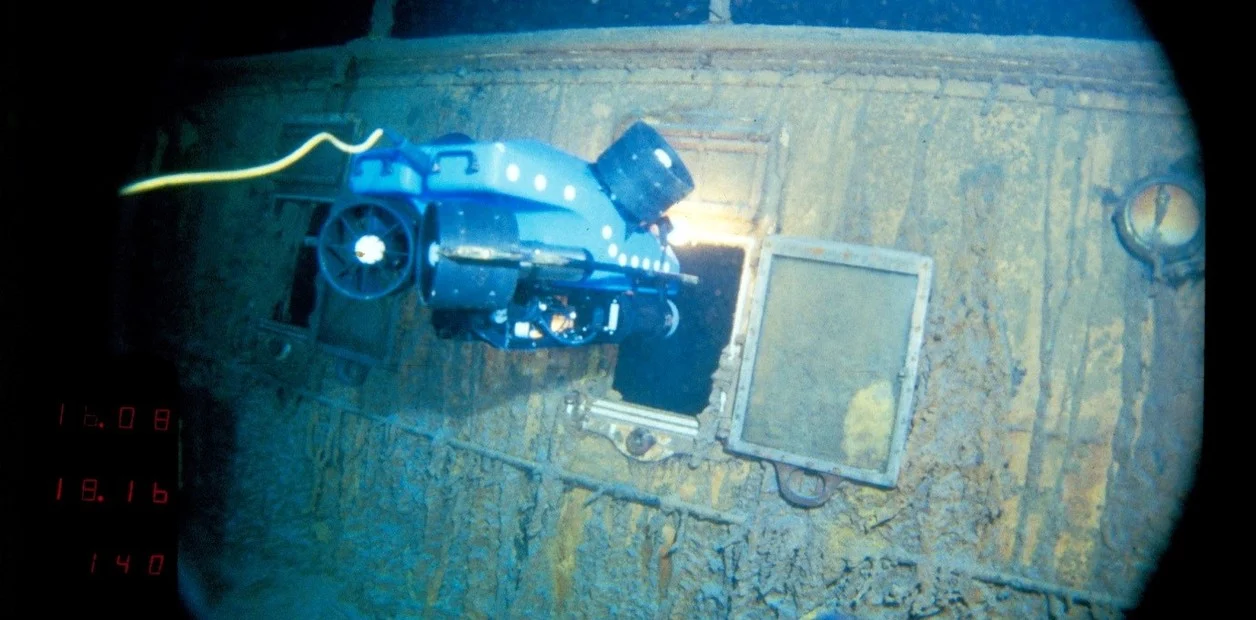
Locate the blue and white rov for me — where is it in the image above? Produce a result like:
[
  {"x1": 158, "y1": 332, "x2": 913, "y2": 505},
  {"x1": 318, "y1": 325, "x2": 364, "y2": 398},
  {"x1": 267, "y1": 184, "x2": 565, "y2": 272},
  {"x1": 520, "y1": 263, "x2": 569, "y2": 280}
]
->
[{"x1": 316, "y1": 121, "x2": 698, "y2": 350}]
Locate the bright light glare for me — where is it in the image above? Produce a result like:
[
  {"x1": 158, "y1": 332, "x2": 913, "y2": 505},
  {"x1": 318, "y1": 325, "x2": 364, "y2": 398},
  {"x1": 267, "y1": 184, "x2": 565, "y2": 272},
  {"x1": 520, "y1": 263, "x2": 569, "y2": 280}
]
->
[
  {"x1": 665, "y1": 202, "x2": 756, "y2": 247},
  {"x1": 667, "y1": 216, "x2": 692, "y2": 246}
]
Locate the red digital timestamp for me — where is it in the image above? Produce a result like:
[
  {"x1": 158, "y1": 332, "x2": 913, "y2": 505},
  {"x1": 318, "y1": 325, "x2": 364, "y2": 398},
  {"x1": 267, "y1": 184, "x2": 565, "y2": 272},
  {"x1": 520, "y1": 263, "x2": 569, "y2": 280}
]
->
[
  {"x1": 55, "y1": 477, "x2": 171, "y2": 505},
  {"x1": 59, "y1": 403, "x2": 172, "y2": 432},
  {"x1": 87, "y1": 551, "x2": 169, "y2": 577}
]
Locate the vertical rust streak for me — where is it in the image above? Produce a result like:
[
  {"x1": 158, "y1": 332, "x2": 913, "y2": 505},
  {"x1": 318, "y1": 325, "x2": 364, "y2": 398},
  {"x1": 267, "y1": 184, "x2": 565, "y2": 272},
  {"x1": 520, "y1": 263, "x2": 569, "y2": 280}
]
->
[
  {"x1": 1042, "y1": 109, "x2": 1100, "y2": 583},
  {"x1": 1012, "y1": 92, "x2": 1066, "y2": 569},
  {"x1": 831, "y1": 90, "x2": 870, "y2": 239},
  {"x1": 1029, "y1": 108, "x2": 1089, "y2": 576}
]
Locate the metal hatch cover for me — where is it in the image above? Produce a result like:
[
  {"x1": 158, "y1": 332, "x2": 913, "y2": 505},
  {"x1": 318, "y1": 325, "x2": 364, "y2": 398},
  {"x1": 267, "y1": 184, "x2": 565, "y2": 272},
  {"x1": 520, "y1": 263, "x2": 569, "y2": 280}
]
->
[{"x1": 727, "y1": 236, "x2": 933, "y2": 489}]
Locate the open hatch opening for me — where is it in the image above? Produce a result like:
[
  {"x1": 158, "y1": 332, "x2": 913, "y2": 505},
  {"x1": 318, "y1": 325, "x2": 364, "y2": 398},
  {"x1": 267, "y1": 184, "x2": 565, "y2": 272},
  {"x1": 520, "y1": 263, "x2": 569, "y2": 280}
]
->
[
  {"x1": 612, "y1": 244, "x2": 745, "y2": 414},
  {"x1": 276, "y1": 201, "x2": 332, "y2": 328}
]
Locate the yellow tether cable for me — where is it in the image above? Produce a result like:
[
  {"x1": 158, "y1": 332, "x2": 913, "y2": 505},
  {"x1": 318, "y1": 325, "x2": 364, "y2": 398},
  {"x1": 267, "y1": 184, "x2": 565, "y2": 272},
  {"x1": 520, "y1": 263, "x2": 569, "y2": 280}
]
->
[{"x1": 119, "y1": 128, "x2": 386, "y2": 196}]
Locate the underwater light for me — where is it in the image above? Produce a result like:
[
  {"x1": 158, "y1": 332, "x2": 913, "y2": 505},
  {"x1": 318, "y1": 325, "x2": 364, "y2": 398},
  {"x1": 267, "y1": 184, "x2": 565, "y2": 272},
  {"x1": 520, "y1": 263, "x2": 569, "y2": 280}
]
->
[
  {"x1": 660, "y1": 207, "x2": 757, "y2": 248},
  {"x1": 665, "y1": 214, "x2": 694, "y2": 247}
]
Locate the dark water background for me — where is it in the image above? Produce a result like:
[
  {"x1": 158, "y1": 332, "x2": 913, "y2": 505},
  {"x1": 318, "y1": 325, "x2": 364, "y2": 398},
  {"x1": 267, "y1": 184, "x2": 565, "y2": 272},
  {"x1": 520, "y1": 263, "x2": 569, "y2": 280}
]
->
[
  {"x1": 395, "y1": 0, "x2": 1149, "y2": 41},
  {"x1": 129, "y1": 0, "x2": 1153, "y2": 61}
]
